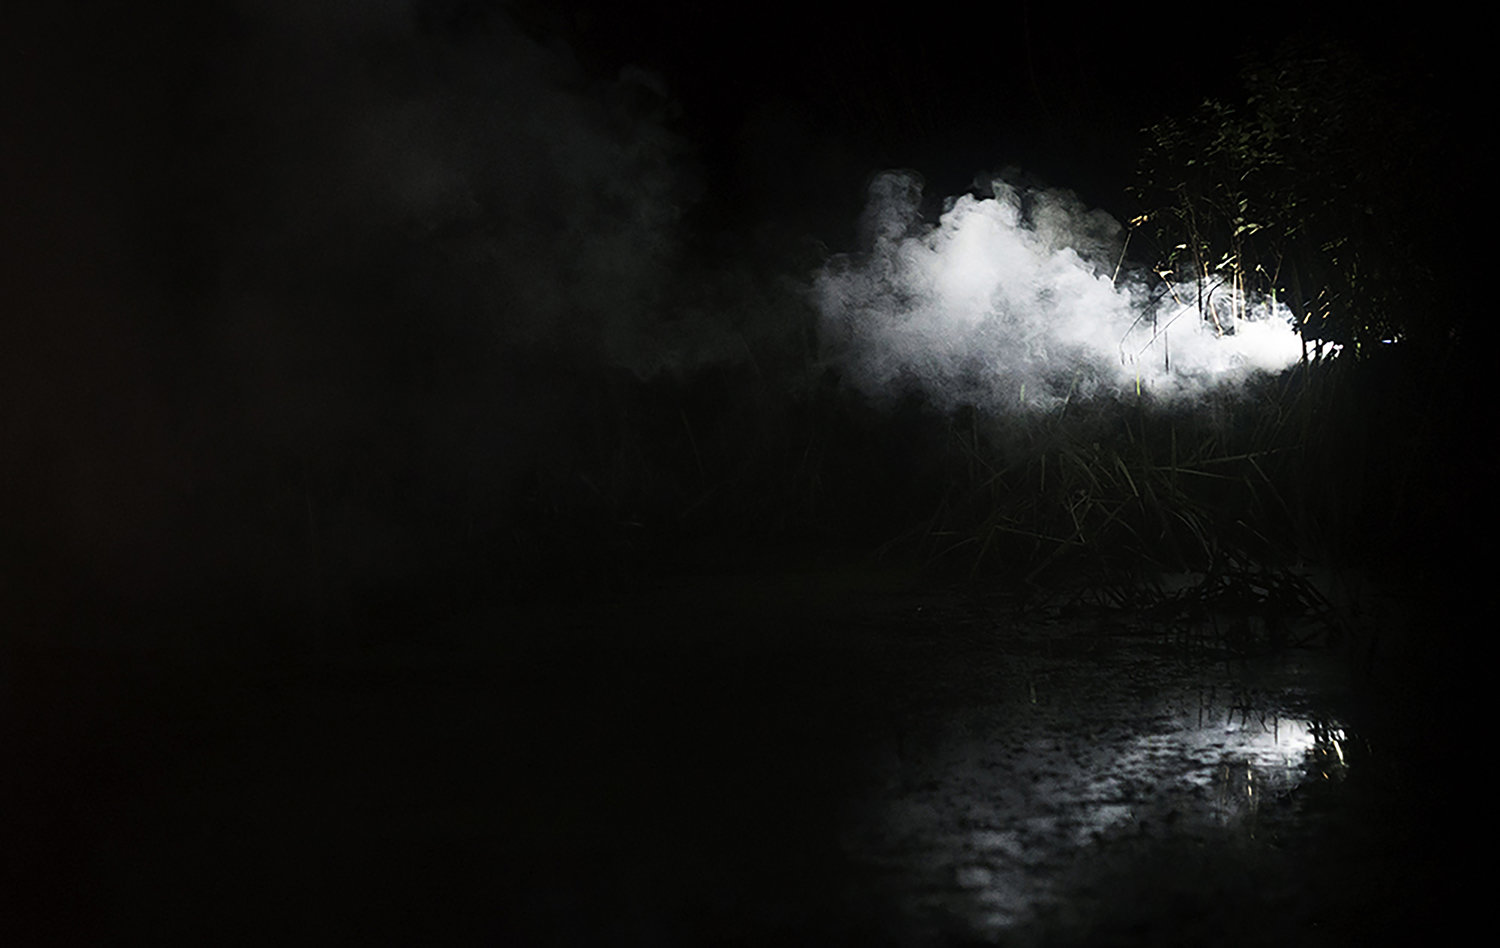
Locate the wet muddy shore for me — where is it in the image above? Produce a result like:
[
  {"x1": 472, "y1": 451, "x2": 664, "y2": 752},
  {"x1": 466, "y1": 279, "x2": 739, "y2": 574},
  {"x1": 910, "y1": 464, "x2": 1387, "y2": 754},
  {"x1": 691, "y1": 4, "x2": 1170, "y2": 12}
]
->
[{"x1": 1, "y1": 565, "x2": 1469, "y2": 945}]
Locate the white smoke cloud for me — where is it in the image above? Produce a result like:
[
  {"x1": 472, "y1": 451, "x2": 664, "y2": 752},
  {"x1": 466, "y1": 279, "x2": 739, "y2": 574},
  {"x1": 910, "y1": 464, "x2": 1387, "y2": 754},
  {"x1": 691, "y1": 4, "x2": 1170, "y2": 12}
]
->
[{"x1": 816, "y1": 172, "x2": 1304, "y2": 411}]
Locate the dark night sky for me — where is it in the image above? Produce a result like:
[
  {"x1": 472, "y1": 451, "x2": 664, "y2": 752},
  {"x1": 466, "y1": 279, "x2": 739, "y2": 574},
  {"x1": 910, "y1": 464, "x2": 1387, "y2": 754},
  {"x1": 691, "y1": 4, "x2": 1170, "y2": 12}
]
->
[
  {"x1": 5, "y1": 3, "x2": 1474, "y2": 285},
  {"x1": 498, "y1": 1, "x2": 1469, "y2": 231},
  {"x1": 515, "y1": 0, "x2": 1263, "y2": 227}
]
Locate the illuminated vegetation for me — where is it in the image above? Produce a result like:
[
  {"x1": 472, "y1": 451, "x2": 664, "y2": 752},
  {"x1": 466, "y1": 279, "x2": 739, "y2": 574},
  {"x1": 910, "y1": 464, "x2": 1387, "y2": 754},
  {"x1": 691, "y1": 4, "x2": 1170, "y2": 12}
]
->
[{"x1": 1130, "y1": 40, "x2": 1442, "y2": 357}]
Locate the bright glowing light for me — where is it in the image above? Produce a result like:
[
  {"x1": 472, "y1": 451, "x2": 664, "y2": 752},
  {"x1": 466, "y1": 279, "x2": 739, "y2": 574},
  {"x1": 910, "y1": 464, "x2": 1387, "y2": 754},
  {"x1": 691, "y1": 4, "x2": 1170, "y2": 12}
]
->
[{"x1": 816, "y1": 172, "x2": 1305, "y2": 411}]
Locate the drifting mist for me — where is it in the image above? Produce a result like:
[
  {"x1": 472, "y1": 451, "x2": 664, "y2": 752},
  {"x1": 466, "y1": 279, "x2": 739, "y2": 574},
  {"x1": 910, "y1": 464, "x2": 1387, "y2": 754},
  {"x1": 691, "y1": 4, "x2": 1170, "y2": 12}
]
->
[{"x1": 815, "y1": 172, "x2": 1303, "y2": 412}]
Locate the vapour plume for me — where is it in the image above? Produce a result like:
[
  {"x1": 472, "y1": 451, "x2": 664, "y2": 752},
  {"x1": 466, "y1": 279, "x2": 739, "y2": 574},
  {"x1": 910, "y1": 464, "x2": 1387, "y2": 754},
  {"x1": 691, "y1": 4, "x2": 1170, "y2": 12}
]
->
[{"x1": 815, "y1": 172, "x2": 1303, "y2": 411}]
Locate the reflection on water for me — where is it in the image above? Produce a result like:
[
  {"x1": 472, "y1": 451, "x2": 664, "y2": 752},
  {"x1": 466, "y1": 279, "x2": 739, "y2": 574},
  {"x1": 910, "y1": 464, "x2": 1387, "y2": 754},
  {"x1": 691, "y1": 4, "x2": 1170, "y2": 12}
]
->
[{"x1": 840, "y1": 633, "x2": 1362, "y2": 942}]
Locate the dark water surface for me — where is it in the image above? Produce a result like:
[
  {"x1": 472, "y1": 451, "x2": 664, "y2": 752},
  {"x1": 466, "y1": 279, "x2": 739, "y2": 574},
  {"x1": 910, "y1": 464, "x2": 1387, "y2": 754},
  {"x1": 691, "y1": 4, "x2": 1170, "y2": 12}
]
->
[{"x1": 3, "y1": 568, "x2": 1457, "y2": 944}]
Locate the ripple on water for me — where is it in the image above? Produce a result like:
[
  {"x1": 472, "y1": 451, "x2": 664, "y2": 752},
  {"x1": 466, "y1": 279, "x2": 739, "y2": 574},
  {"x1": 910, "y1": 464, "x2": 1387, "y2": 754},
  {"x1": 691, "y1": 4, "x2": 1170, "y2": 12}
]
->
[{"x1": 840, "y1": 631, "x2": 1361, "y2": 942}]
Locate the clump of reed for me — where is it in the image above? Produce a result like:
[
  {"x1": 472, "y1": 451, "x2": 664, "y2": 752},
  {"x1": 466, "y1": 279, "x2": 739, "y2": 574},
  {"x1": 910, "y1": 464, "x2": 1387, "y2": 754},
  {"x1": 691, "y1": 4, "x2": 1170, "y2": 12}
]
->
[
  {"x1": 884, "y1": 389, "x2": 1289, "y2": 585},
  {"x1": 868, "y1": 346, "x2": 1440, "y2": 603},
  {"x1": 480, "y1": 314, "x2": 1446, "y2": 637}
]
